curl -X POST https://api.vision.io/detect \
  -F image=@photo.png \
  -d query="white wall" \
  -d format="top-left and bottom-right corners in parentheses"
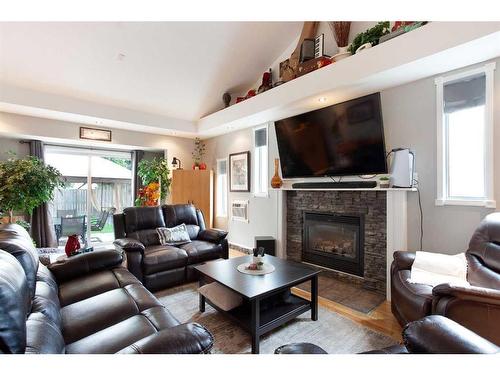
top-left (0, 137), bottom-right (29, 160)
top-left (382, 57), bottom-right (500, 254)
top-left (206, 56), bottom-right (500, 254)
top-left (205, 125), bottom-right (280, 248)
top-left (0, 112), bottom-right (194, 166)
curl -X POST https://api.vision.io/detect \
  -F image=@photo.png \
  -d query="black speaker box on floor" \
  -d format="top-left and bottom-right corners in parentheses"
top-left (255, 236), bottom-right (276, 256)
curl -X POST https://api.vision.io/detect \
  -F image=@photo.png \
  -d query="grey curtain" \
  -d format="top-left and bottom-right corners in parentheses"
top-left (29, 140), bottom-right (57, 248)
top-left (132, 150), bottom-right (144, 202)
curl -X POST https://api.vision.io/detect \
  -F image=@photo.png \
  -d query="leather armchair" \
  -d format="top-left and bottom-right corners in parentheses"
top-left (391, 212), bottom-right (500, 345)
top-left (275, 316), bottom-right (499, 354)
top-left (114, 204), bottom-right (228, 291)
top-left (367, 315), bottom-right (499, 354)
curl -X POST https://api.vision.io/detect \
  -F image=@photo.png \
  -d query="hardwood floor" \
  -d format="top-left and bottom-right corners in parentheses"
top-left (229, 248), bottom-right (402, 342)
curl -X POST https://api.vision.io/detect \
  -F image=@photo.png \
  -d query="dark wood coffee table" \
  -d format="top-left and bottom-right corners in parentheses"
top-left (194, 255), bottom-right (320, 354)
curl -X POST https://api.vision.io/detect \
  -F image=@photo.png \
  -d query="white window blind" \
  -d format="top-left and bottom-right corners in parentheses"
top-left (216, 158), bottom-right (228, 217)
top-left (253, 125), bottom-right (268, 197)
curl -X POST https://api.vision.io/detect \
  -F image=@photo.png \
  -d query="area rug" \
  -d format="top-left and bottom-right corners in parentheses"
top-left (155, 283), bottom-right (397, 354)
top-left (295, 275), bottom-right (386, 314)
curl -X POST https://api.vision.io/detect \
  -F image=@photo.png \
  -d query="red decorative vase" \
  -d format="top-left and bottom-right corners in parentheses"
top-left (65, 234), bottom-right (80, 256)
top-left (199, 163), bottom-right (207, 170)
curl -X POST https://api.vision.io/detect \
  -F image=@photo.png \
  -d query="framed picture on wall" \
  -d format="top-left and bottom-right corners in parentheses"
top-left (229, 151), bottom-right (250, 192)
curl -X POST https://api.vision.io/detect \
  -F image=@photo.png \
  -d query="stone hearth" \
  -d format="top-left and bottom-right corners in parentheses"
top-left (286, 190), bottom-right (387, 295)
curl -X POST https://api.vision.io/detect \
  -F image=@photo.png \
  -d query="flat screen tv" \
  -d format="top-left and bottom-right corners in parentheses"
top-left (275, 93), bottom-right (387, 178)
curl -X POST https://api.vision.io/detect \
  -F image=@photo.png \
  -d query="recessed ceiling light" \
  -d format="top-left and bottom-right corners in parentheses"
top-left (318, 97), bottom-right (327, 103)
top-left (117, 53), bottom-right (126, 61)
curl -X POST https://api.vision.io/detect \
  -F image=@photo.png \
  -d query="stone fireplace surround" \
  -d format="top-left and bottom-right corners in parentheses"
top-left (286, 190), bottom-right (387, 294)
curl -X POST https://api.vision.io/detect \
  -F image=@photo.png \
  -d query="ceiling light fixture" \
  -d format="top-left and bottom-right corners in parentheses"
top-left (318, 97), bottom-right (327, 103)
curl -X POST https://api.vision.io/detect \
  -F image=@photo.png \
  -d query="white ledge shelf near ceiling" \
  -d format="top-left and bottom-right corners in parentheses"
top-left (198, 22), bottom-right (500, 137)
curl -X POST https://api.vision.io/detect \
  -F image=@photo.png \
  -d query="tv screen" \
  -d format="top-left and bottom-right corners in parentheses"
top-left (275, 93), bottom-right (387, 178)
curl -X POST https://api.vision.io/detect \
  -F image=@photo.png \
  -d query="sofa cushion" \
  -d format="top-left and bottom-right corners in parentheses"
top-left (0, 224), bottom-right (40, 301)
top-left (142, 245), bottom-right (188, 275)
top-left (0, 250), bottom-right (30, 354)
top-left (25, 312), bottom-right (65, 354)
top-left (468, 212), bottom-right (500, 274)
top-left (123, 206), bottom-right (165, 234)
top-left (128, 229), bottom-right (161, 247)
top-left (32, 281), bottom-right (62, 328)
top-left (58, 268), bottom-right (141, 307)
top-left (162, 204), bottom-right (199, 227)
top-left (179, 240), bottom-right (222, 265)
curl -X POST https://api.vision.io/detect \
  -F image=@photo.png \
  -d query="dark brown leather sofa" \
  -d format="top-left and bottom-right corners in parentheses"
top-left (0, 224), bottom-right (213, 354)
top-left (275, 315), bottom-right (499, 354)
top-left (391, 212), bottom-right (500, 345)
top-left (113, 204), bottom-right (228, 291)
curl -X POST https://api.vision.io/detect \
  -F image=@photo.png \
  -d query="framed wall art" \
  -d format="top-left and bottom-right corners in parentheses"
top-left (229, 151), bottom-right (250, 192)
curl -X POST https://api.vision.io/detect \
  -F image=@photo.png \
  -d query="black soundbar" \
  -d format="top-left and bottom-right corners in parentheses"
top-left (291, 181), bottom-right (377, 189)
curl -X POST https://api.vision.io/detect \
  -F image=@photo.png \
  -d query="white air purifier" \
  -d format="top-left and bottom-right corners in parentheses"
top-left (389, 148), bottom-right (415, 188)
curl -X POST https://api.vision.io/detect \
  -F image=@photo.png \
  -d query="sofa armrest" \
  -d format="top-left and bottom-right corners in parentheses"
top-left (402, 315), bottom-right (499, 354)
top-left (48, 249), bottom-right (124, 283)
top-left (432, 283), bottom-right (500, 305)
top-left (197, 228), bottom-right (228, 244)
top-left (392, 251), bottom-right (416, 271)
top-left (113, 238), bottom-right (145, 253)
top-left (117, 323), bottom-right (214, 354)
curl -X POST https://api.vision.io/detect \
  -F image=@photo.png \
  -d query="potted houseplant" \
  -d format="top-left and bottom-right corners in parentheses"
top-left (0, 154), bottom-right (64, 224)
top-left (348, 21), bottom-right (390, 54)
top-left (136, 157), bottom-right (171, 205)
top-left (192, 137), bottom-right (207, 170)
top-left (379, 176), bottom-right (390, 188)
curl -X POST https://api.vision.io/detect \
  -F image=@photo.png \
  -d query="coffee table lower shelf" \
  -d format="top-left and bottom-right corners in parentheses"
top-left (201, 292), bottom-right (313, 354)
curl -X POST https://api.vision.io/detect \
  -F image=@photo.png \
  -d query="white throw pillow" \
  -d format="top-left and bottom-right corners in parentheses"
top-left (157, 224), bottom-right (191, 246)
top-left (198, 282), bottom-right (243, 311)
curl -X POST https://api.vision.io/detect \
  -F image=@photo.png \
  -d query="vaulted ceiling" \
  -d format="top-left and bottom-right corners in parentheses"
top-left (0, 22), bottom-right (301, 135)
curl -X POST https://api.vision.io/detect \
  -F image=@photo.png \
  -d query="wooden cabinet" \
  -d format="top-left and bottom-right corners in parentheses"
top-left (171, 169), bottom-right (213, 228)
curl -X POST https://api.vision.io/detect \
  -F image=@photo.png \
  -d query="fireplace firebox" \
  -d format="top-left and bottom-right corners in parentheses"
top-left (302, 212), bottom-right (364, 277)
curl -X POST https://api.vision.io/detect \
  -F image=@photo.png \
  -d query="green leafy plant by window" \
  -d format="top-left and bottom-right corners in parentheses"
top-left (137, 157), bottom-right (172, 199)
top-left (348, 21), bottom-right (390, 54)
top-left (0, 154), bottom-right (65, 223)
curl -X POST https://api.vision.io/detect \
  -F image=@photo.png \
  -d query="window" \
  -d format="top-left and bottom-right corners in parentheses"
top-left (216, 158), bottom-right (228, 217)
top-left (45, 146), bottom-right (133, 248)
top-left (253, 124), bottom-right (268, 197)
top-left (435, 63), bottom-right (495, 207)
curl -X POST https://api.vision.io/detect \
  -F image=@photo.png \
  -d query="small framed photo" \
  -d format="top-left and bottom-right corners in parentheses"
top-left (79, 127), bottom-right (112, 142)
top-left (229, 151), bottom-right (250, 192)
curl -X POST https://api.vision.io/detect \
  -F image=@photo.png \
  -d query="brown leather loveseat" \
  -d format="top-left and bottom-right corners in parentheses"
top-left (0, 224), bottom-right (213, 354)
top-left (391, 212), bottom-right (500, 345)
top-left (113, 204), bottom-right (228, 291)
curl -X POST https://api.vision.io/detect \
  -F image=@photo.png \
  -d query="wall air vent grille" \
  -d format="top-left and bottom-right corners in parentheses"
top-left (231, 200), bottom-right (249, 222)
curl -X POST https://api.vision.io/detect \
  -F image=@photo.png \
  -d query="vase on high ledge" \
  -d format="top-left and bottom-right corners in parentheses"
top-left (271, 158), bottom-right (283, 189)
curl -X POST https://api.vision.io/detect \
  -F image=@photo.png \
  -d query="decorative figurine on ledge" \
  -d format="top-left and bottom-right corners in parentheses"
top-left (257, 69), bottom-right (273, 94)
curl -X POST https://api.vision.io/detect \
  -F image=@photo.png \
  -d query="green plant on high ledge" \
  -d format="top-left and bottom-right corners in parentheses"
top-left (348, 21), bottom-right (390, 54)
top-left (137, 157), bottom-right (172, 199)
top-left (0, 153), bottom-right (65, 223)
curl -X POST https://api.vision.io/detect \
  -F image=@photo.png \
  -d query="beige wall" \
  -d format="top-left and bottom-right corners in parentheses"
top-left (205, 125), bottom-right (279, 248)
top-left (0, 112), bottom-right (195, 167)
top-left (205, 57), bottom-right (500, 254)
